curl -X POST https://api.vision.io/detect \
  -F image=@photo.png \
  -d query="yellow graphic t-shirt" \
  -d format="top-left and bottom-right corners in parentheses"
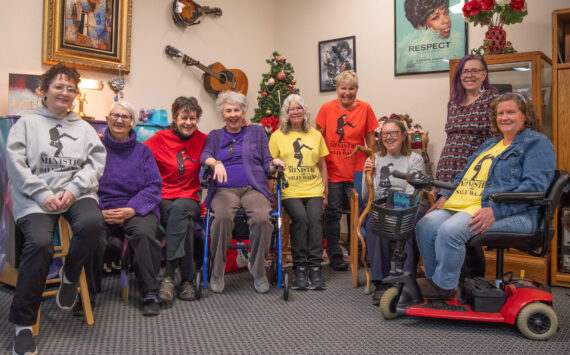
top-left (268, 128), bottom-right (329, 199)
top-left (443, 140), bottom-right (509, 215)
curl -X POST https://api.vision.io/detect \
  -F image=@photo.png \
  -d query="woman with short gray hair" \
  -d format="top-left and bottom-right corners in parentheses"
top-left (200, 91), bottom-right (285, 294)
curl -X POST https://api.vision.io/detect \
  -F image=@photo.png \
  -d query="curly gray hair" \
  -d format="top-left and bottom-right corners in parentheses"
top-left (278, 94), bottom-right (311, 133)
top-left (215, 91), bottom-right (248, 114)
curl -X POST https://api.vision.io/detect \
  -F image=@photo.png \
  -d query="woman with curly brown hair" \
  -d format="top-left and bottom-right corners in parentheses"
top-left (415, 93), bottom-right (555, 299)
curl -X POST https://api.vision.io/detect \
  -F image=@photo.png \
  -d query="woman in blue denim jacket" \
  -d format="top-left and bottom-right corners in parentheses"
top-left (415, 93), bottom-right (555, 299)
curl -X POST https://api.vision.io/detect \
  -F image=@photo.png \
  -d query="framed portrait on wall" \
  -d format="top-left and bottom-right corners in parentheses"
top-left (318, 36), bottom-right (356, 92)
top-left (394, 0), bottom-right (467, 75)
top-left (42, 0), bottom-right (132, 73)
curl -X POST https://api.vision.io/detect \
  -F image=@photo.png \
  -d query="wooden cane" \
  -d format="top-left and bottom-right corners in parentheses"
top-left (345, 145), bottom-right (374, 293)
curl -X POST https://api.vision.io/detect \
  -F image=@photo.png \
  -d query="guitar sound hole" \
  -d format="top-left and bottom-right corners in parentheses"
top-left (218, 74), bottom-right (227, 84)
top-left (220, 70), bottom-right (234, 85)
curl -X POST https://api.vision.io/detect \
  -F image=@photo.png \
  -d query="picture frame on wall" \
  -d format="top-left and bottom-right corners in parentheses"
top-left (394, 0), bottom-right (467, 75)
top-left (42, 0), bottom-right (132, 73)
top-left (318, 36), bottom-right (356, 92)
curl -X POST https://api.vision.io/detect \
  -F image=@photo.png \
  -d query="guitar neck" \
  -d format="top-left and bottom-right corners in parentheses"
top-left (184, 55), bottom-right (221, 80)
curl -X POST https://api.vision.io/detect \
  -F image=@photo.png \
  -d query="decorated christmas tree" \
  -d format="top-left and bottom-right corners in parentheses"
top-left (252, 51), bottom-right (300, 136)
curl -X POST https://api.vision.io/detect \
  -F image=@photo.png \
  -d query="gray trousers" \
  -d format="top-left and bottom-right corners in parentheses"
top-left (210, 186), bottom-right (272, 280)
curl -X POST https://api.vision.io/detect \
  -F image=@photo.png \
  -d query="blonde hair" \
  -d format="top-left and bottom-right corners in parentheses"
top-left (335, 70), bottom-right (358, 88)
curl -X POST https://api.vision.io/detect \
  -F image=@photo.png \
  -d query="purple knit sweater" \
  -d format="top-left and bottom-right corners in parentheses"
top-left (98, 128), bottom-right (162, 218)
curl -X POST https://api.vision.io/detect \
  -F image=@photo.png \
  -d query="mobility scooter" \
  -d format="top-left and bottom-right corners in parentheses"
top-left (376, 169), bottom-right (567, 340)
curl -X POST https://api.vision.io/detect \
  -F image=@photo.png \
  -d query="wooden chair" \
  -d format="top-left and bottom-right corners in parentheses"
top-left (32, 216), bottom-right (94, 335)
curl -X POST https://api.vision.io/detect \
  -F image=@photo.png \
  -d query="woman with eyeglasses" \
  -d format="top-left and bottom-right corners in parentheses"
top-left (362, 118), bottom-right (425, 305)
top-left (416, 93), bottom-right (555, 299)
top-left (145, 96), bottom-right (207, 303)
top-left (96, 101), bottom-right (163, 316)
top-left (6, 63), bottom-right (106, 355)
top-left (268, 94), bottom-right (329, 291)
top-left (433, 54), bottom-right (499, 279)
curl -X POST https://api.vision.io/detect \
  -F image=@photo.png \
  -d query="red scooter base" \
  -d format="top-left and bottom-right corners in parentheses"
top-left (380, 276), bottom-right (559, 340)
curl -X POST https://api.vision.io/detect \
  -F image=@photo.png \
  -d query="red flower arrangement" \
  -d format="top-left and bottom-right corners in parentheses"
top-left (260, 116), bottom-right (280, 134)
top-left (463, 0), bottom-right (527, 27)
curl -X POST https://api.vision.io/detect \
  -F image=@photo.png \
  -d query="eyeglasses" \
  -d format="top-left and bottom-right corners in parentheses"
top-left (381, 130), bottom-right (402, 138)
top-left (51, 84), bottom-right (78, 95)
top-left (288, 106), bottom-right (304, 113)
top-left (460, 68), bottom-right (485, 76)
top-left (109, 112), bottom-right (133, 121)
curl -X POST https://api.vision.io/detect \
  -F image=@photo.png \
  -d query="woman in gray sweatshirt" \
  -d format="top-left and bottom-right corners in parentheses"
top-left (6, 64), bottom-right (106, 355)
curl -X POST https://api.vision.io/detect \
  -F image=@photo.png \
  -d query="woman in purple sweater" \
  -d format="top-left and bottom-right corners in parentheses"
top-left (200, 91), bottom-right (285, 294)
top-left (98, 101), bottom-right (163, 316)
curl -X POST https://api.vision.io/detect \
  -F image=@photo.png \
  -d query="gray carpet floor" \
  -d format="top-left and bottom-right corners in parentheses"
top-left (1, 267), bottom-right (569, 354)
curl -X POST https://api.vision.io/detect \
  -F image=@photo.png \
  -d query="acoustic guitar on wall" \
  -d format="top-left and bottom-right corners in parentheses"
top-left (165, 45), bottom-right (248, 96)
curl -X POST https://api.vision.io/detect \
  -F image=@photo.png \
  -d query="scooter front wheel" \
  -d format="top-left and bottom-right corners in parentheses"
top-left (379, 286), bottom-right (400, 320)
top-left (516, 302), bottom-right (558, 341)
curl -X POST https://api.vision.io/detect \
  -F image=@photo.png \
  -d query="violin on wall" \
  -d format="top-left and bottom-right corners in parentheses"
top-left (172, 0), bottom-right (222, 26)
top-left (165, 45), bottom-right (248, 96)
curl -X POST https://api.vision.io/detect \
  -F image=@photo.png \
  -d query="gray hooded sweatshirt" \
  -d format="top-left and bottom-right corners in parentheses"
top-left (6, 107), bottom-right (106, 221)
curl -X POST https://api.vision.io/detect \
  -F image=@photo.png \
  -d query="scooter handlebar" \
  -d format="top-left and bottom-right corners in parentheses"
top-left (391, 169), bottom-right (456, 191)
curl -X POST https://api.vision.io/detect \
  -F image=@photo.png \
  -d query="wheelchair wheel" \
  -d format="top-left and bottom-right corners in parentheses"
top-left (516, 302), bottom-right (558, 340)
top-left (283, 272), bottom-right (290, 301)
top-left (195, 271), bottom-right (202, 300)
top-left (379, 287), bottom-right (400, 320)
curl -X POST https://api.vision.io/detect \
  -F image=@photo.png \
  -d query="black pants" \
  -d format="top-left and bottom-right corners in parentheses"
top-left (105, 213), bottom-right (161, 295)
top-left (9, 198), bottom-right (104, 326)
top-left (323, 181), bottom-right (353, 258)
top-left (160, 198), bottom-right (200, 281)
top-left (282, 197), bottom-right (324, 268)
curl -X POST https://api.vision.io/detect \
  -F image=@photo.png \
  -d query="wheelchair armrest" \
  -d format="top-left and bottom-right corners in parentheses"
top-left (489, 191), bottom-right (544, 204)
top-left (200, 165), bottom-right (212, 187)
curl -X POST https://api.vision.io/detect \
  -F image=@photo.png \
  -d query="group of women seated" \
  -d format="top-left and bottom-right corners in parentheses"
top-left (5, 58), bottom-right (557, 355)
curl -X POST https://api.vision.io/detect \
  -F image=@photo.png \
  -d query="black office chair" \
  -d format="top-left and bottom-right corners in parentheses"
top-left (467, 170), bottom-right (569, 287)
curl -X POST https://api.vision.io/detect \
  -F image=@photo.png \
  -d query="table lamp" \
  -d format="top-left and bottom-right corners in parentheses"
top-left (77, 78), bottom-right (103, 120)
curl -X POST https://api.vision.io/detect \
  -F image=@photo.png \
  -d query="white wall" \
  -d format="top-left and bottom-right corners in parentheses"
top-left (0, 0), bottom-right (567, 161)
top-left (0, 0), bottom-right (275, 133)
top-left (275, 0), bottom-right (569, 164)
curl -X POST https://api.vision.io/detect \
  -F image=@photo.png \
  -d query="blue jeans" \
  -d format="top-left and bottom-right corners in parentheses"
top-left (415, 209), bottom-right (538, 290)
top-left (323, 181), bottom-right (353, 258)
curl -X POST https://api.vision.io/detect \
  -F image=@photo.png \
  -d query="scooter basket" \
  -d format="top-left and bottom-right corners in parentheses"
top-left (370, 201), bottom-right (419, 241)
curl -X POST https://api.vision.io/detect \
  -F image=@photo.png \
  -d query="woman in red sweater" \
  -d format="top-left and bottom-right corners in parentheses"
top-left (145, 96), bottom-right (207, 303)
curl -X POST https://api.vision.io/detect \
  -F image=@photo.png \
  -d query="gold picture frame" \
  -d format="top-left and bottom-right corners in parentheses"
top-left (42, 0), bottom-right (132, 73)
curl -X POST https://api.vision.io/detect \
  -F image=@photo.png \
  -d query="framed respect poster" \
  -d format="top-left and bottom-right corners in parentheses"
top-left (394, 0), bottom-right (467, 75)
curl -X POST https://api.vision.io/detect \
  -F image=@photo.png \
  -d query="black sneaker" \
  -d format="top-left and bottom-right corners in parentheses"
top-left (291, 266), bottom-right (309, 290)
top-left (56, 267), bottom-right (78, 310)
top-left (308, 267), bottom-right (326, 290)
top-left (142, 299), bottom-right (159, 317)
top-left (13, 329), bottom-right (37, 355)
top-left (329, 255), bottom-right (348, 271)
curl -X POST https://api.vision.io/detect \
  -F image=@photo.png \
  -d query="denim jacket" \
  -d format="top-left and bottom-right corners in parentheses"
top-left (441, 128), bottom-right (556, 221)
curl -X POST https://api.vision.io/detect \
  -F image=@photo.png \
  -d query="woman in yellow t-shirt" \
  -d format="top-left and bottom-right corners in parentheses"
top-left (415, 93), bottom-right (556, 299)
top-left (269, 94), bottom-right (329, 291)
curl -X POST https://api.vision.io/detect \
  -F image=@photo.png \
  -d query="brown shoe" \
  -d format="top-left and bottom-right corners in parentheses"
top-left (417, 278), bottom-right (458, 299)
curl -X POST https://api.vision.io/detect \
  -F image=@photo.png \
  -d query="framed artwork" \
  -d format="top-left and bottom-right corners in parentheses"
top-left (394, 0), bottom-right (467, 75)
top-left (8, 74), bottom-right (43, 116)
top-left (42, 0), bottom-right (132, 73)
top-left (318, 36), bottom-right (356, 92)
